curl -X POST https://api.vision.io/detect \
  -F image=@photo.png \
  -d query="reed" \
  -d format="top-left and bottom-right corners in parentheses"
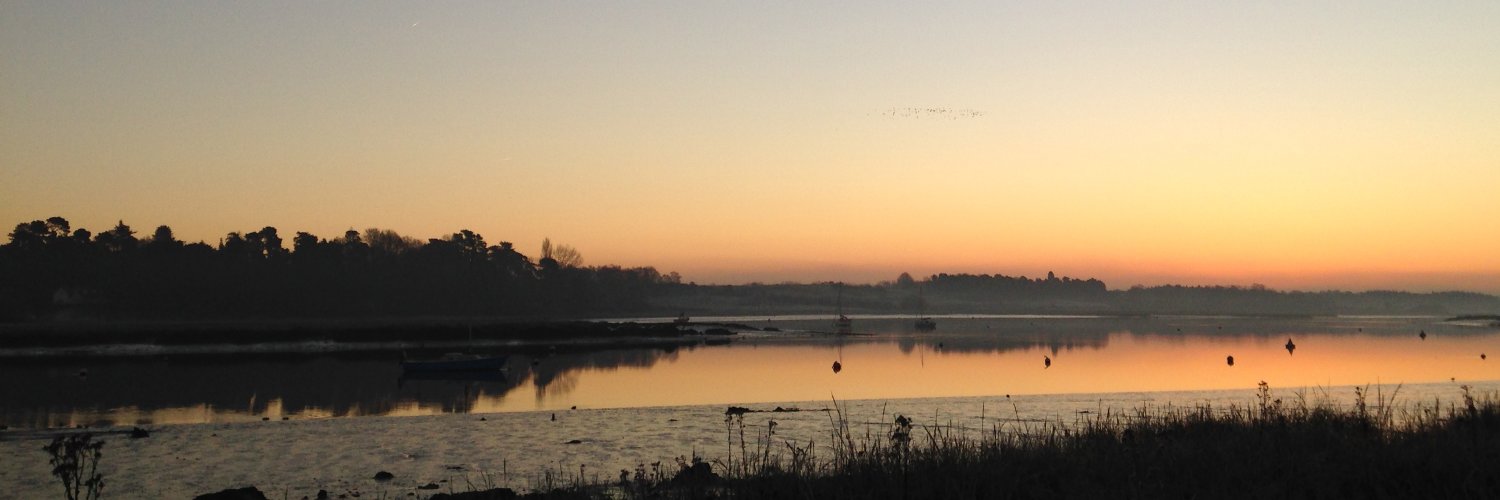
top-left (512, 384), bottom-right (1500, 499)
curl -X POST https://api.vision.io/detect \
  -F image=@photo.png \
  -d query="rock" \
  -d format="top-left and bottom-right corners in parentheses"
top-left (417, 483), bottom-right (440, 490)
top-left (671, 460), bottom-right (719, 486)
top-left (193, 486), bottom-right (269, 500)
top-left (565, 439), bottom-right (583, 444)
top-left (725, 406), bottom-right (750, 416)
top-left (315, 490), bottom-right (329, 500)
top-left (427, 488), bottom-right (518, 500)
top-left (129, 427), bottom-right (150, 438)
top-left (374, 471), bottom-right (395, 481)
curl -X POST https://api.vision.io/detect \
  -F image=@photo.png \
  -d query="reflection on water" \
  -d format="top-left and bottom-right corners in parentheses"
top-left (2, 316), bottom-right (1497, 429)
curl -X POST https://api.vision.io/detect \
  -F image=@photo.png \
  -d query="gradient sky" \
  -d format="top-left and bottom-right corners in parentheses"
top-left (3, 1), bottom-right (1498, 291)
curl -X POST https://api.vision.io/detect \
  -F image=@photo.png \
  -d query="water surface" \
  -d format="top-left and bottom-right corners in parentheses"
top-left (3, 316), bottom-right (1495, 428)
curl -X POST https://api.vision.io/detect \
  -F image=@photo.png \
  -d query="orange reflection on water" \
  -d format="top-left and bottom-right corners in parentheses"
top-left (472, 331), bottom-right (1500, 413)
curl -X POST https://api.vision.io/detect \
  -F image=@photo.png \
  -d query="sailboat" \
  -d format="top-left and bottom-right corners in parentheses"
top-left (834, 283), bottom-right (853, 334)
top-left (914, 286), bottom-right (936, 331)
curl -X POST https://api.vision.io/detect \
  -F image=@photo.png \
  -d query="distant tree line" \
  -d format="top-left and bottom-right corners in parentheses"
top-left (3, 217), bottom-right (1496, 322)
top-left (922, 271), bottom-right (1108, 296)
top-left (0, 217), bottom-right (679, 321)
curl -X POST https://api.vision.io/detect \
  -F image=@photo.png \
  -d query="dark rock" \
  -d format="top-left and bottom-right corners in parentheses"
top-left (193, 486), bottom-right (269, 500)
top-left (129, 427), bottom-right (150, 438)
top-left (763, 327), bottom-right (781, 332)
top-left (418, 483), bottom-right (440, 490)
top-left (565, 439), bottom-right (583, 444)
top-left (671, 460), bottom-right (719, 486)
top-left (725, 406), bottom-right (750, 416)
top-left (316, 490), bottom-right (329, 500)
top-left (374, 471), bottom-right (395, 481)
top-left (427, 488), bottom-right (518, 500)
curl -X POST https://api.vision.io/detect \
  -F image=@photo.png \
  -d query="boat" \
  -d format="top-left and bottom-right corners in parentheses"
top-left (400, 352), bottom-right (509, 372)
top-left (834, 283), bottom-right (853, 334)
top-left (914, 286), bottom-right (936, 331)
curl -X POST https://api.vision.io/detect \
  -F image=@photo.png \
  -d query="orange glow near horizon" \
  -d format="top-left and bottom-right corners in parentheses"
top-left (3, 2), bottom-right (1499, 293)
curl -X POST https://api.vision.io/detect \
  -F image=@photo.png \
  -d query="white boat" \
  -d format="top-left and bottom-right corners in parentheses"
top-left (400, 352), bottom-right (509, 372)
top-left (835, 283), bottom-right (853, 334)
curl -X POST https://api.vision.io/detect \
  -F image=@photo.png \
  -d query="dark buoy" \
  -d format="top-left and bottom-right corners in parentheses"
top-left (832, 361), bottom-right (842, 373)
top-left (1226, 355), bottom-right (1235, 366)
top-left (1285, 338), bottom-right (1296, 355)
top-left (1043, 356), bottom-right (1051, 369)
top-left (1420, 330), bottom-right (1427, 340)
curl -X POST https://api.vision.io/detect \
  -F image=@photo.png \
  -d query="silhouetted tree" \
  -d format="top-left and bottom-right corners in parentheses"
top-left (95, 220), bottom-right (138, 253)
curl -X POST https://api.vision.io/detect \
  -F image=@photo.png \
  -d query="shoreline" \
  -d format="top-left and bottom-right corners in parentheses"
top-left (0, 318), bottom-right (721, 355)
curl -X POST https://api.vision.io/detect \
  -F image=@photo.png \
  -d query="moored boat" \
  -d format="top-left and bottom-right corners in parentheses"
top-left (834, 283), bottom-right (853, 334)
top-left (400, 353), bottom-right (509, 372)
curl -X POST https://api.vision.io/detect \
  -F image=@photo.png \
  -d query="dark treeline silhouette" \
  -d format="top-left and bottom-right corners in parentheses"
top-left (0, 217), bottom-right (678, 322)
top-left (923, 270), bottom-right (1108, 296)
top-left (3, 216), bottom-right (1497, 323)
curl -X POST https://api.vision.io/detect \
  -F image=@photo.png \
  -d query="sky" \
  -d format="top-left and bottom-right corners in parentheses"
top-left (3, 1), bottom-right (1498, 292)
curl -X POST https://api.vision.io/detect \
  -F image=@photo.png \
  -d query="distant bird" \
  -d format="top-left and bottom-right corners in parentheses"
top-left (1044, 356), bottom-right (1051, 369)
top-left (1419, 330), bottom-right (1427, 340)
top-left (1285, 338), bottom-right (1296, 355)
top-left (832, 361), bottom-right (842, 373)
top-left (1226, 355), bottom-right (1235, 367)
top-left (1482, 353), bottom-right (1487, 360)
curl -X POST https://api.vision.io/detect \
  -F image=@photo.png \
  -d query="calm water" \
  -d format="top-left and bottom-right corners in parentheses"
top-left (3, 315), bottom-right (1496, 429)
top-left (3, 316), bottom-right (1499, 498)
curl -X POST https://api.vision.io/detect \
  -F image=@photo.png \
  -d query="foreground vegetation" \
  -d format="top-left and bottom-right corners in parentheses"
top-left (428, 385), bottom-right (1500, 500)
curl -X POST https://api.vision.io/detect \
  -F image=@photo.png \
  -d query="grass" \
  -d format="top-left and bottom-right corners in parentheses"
top-left (478, 384), bottom-right (1500, 499)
